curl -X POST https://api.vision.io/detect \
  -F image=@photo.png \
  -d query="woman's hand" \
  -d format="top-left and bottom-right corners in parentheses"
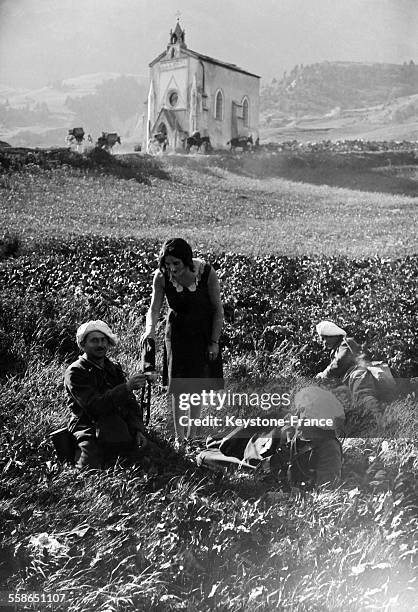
top-left (207, 342), bottom-right (219, 361)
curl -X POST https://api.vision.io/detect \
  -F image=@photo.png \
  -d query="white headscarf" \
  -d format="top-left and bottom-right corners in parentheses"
top-left (316, 320), bottom-right (346, 337)
top-left (76, 320), bottom-right (118, 349)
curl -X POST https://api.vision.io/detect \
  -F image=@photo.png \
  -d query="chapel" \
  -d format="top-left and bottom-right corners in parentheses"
top-left (143, 20), bottom-right (260, 152)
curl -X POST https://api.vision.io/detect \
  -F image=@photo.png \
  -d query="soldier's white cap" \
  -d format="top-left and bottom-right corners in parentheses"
top-left (76, 320), bottom-right (118, 348)
top-left (316, 320), bottom-right (346, 337)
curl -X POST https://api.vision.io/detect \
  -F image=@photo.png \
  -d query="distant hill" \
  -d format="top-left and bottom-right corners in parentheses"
top-left (260, 61), bottom-right (418, 142)
top-left (261, 61), bottom-right (418, 116)
top-left (0, 73), bottom-right (148, 147)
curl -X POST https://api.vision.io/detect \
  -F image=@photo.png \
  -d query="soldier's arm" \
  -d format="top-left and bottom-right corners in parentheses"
top-left (318, 342), bottom-right (357, 380)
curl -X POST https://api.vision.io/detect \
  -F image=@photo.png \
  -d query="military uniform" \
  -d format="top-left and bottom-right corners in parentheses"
top-left (64, 355), bottom-right (145, 468)
top-left (319, 337), bottom-right (381, 434)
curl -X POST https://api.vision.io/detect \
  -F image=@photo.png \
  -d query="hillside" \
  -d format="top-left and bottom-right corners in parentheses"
top-left (0, 73), bottom-right (147, 147)
top-left (260, 61), bottom-right (418, 142)
top-left (1, 146), bottom-right (417, 255)
top-left (261, 61), bottom-right (418, 116)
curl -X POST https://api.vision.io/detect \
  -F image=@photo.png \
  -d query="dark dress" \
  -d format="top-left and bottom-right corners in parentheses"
top-left (162, 263), bottom-right (224, 394)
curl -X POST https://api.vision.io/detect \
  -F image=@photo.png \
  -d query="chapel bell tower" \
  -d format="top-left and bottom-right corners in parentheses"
top-left (167, 19), bottom-right (187, 58)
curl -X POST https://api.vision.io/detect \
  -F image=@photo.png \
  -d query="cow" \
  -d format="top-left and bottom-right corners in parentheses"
top-left (184, 132), bottom-right (212, 153)
top-left (96, 132), bottom-right (121, 152)
top-left (227, 135), bottom-right (253, 152)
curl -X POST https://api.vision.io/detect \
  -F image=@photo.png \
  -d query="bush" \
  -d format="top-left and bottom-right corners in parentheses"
top-left (0, 147), bottom-right (170, 183)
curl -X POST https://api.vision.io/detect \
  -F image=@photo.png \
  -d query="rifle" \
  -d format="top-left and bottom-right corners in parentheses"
top-left (140, 337), bottom-right (156, 426)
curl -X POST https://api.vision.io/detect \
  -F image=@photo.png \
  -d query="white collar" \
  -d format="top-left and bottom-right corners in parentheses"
top-left (169, 258), bottom-right (206, 292)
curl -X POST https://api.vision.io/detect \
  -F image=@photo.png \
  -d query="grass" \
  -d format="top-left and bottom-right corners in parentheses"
top-left (1, 348), bottom-right (416, 611)
top-left (1, 151), bottom-right (417, 256)
top-left (0, 149), bottom-right (417, 611)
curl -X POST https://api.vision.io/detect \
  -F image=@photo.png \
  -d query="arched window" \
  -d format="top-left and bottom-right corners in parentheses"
top-left (215, 90), bottom-right (223, 120)
top-left (242, 97), bottom-right (249, 127)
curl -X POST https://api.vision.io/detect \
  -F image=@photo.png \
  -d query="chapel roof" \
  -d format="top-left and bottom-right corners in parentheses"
top-left (149, 47), bottom-right (260, 79)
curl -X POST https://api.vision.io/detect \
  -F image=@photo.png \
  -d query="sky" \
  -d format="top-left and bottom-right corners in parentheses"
top-left (0, 0), bottom-right (417, 89)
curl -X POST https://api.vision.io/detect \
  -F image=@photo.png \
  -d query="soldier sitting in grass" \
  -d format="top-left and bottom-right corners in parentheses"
top-left (315, 320), bottom-right (382, 433)
top-left (64, 320), bottom-right (155, 469)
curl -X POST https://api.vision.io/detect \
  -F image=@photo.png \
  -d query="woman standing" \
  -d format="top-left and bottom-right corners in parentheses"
top-left (142, 238), bottom-right (224, 444)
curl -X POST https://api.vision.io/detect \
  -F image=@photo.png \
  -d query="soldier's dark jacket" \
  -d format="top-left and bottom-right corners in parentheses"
top-left (320, 337), bottom-right (361, 381)
top-left (64, 355), bottom-right (145, 434)
top-left (319, 337), bottom-right (380, 431)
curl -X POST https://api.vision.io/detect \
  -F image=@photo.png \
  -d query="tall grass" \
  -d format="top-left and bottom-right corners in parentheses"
top-left (1, 339), bottom-right (416, 610)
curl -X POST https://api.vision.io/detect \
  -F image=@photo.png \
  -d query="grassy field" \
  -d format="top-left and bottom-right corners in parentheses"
top-left (1, 149), bottom-right (417, 256)
top-left (0, 149), bottom-right (417, 611)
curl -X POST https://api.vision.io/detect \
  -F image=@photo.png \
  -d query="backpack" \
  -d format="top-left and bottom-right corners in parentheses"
top-left (200, 426), bottom-right (280, 468)
top-left (366, 361), bottom-right (397, 402)
top-left (197, 426), bottom-right (280, 471)
top-left (49, 427), bottom-right (76, 463)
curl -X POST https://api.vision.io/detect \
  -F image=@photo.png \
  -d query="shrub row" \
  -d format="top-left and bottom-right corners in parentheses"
top-left (0, 235), bottom-right (416, 378)
top-left (0, 147), bottom-right (169, 183)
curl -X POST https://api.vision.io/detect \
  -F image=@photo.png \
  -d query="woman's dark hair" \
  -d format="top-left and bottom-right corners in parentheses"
top-left (158, 238), bottom-right (194, 272)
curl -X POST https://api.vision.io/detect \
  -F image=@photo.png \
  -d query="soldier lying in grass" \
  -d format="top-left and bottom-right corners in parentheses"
top-left (64, 320), bottom-right (157, 469)
top-left (197, 385), bottom-right (345, 488)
